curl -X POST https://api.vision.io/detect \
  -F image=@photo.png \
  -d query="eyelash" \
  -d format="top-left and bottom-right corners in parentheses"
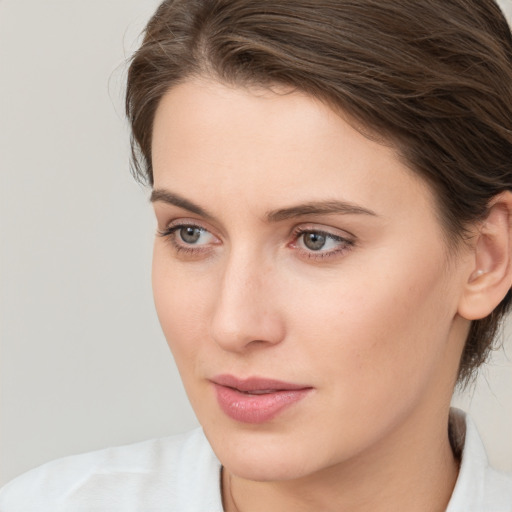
top-left (157, 223), bottom-right (354, 261)
top-left (157, 223), bottom-right (212, 256)
top-left (290, 227), bottom-right (354, 260)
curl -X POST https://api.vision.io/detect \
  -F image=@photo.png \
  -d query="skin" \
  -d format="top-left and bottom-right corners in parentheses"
top-left (150, 79), bottom-right (501, 511)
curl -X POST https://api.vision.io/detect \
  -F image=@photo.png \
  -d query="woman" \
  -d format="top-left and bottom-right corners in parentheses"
top-left (1, 0), bottom-right (512, 510)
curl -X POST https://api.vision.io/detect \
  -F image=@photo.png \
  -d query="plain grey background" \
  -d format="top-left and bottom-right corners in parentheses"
top-left (1, 0), bottom-right (512, 487)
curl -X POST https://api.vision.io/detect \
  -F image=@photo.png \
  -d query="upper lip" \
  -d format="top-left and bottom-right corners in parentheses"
top-left (211, 374), bottom-right (312, 392)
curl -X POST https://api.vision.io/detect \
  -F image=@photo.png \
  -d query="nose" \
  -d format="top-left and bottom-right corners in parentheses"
top-left (209, 251), bottom-right (286, 353)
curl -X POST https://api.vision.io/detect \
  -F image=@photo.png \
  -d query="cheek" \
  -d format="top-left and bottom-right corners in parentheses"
top-left (152, 246), bottom-right (212, 363)
top-left (285, 245), bottom-right (457, 402)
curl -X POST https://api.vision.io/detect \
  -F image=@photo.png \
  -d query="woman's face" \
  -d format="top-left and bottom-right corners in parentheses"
top-left (151, 79), bottom-right (471, 481)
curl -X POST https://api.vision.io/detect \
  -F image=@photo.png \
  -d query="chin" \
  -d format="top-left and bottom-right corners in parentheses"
top-left (223, 451), bottom-right (315, 482)
top-left (205, 424), bottom-right (331, 482)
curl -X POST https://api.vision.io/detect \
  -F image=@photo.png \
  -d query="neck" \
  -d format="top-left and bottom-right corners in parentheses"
top-left (222, 406), bottom-right (460, 512)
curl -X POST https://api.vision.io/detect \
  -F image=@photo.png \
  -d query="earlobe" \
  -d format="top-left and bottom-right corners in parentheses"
top-left (458, 191), bottom-right (512, 321)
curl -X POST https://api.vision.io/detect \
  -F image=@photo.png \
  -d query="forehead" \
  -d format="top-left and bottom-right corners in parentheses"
top-left (151, 79), bottom-right (437, 226)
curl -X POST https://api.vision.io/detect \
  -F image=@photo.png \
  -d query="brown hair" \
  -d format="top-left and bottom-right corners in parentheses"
top-left (126, 0), bottom-right (512, 387)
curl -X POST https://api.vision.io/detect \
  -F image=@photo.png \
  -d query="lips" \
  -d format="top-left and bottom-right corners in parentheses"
top-left (211, 375), bottom-right (313, 424)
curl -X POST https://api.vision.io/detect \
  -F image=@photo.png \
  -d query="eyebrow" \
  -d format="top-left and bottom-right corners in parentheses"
top-left (266, 201), bottom-right (377, 222)
top-left (150, 189), bottom-right (214, 220)
top-left (150, 188), bottom-right (377, 222)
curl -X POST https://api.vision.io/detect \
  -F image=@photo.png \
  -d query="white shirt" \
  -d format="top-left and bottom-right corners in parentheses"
top-left (0, 409), bottom-right (510, 511)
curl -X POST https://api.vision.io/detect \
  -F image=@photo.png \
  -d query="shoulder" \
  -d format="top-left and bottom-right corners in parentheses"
top-left (447, 408), bottom-right (512, 511)
top-left (0, 428), bottom-right (223, 512)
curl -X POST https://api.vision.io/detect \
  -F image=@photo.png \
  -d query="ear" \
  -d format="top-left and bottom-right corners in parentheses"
top-left (458, 191), bottom-right (512, 320)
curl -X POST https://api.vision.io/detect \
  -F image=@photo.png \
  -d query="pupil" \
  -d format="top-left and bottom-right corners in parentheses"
top-left (304, 232), bottom-right (326, 251)
top-left (180, 227), bottom-right (201, 244)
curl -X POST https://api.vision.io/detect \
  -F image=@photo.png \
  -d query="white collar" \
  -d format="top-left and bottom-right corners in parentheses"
top-left (446, 407), bottom-right (512, 510)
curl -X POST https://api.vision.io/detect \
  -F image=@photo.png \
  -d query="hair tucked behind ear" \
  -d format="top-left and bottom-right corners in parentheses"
top-left (126, 0), bottom-right (512, 387)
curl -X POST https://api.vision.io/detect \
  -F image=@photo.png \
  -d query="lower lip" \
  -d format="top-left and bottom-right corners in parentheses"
top-left (213, 384), bottom-right (312, 424)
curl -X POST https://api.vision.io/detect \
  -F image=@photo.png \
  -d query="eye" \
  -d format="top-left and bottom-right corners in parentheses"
top-left (177, 226), bottom-right (209, 245)
top-left (157, 222), bottom-right (219, 255)
top-left (301, 232), bottom-right (330, 251)
top-left (291, 227), bottom-right (354, 260)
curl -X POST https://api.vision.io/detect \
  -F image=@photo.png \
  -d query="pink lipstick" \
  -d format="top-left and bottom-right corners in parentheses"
top-left (211, 375), bottom-right (313, 424)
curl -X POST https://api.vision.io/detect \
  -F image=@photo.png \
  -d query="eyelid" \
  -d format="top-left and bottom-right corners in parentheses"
top-left (289, 223), bottom-right (355, 260)
top-left (290, 222), bottom-right (355, 240)
top-left (156, 219), bottom-right (221, 259)
top-left (158, 217), bottom-right (220, 238)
